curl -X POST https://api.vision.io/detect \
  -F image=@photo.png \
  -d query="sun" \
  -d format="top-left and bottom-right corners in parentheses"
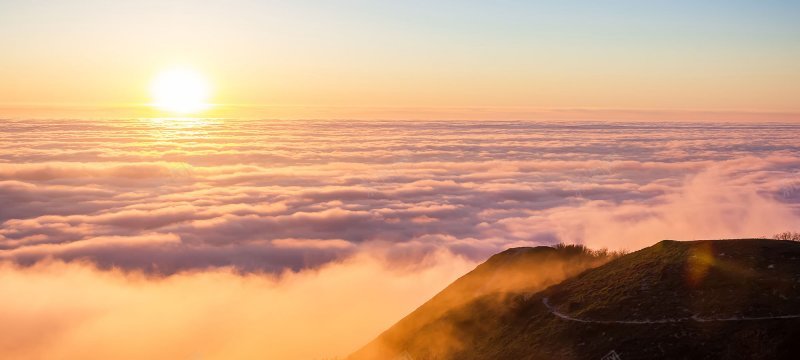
top-left (150, 67), bottom-right (212, 114)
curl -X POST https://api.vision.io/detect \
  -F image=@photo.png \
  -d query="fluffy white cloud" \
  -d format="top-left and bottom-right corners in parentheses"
top-left (1, 120), bottom-right (799, 272)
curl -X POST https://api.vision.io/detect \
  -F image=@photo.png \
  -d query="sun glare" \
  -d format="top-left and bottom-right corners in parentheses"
top-left (150, 68), bottom-right (212, 114)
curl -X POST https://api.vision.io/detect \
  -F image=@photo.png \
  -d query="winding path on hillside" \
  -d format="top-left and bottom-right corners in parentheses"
top-left (542, 297), bottom-right (800, 324)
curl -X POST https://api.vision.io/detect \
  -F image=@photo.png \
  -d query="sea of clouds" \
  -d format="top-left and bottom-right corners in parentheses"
top-left (1, 118), bottom-right (799, 358)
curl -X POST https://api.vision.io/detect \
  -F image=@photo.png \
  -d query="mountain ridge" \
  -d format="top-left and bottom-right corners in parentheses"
top-left (351, 239), bottom-right (800, 360)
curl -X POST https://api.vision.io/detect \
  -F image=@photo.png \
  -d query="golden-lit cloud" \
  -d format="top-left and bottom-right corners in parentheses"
top-left (1, 119), bottom-right (799, 273)
top-left (0, 251), bottom-right (475, 360)
top-left (1, 119), bottom-right (799, 358)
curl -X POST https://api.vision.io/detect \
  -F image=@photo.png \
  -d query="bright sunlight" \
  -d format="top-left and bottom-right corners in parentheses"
top-left (150, 67), bottom-right (212, 114)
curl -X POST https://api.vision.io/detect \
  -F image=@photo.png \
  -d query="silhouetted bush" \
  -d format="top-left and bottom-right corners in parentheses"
top-left (773, 232), bottom-right (800, 241)
top-left (553, 243), bottom-right (628, 259)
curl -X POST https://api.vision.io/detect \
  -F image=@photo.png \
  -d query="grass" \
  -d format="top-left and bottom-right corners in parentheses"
top-left (351, 239), bottom-right (800, 360)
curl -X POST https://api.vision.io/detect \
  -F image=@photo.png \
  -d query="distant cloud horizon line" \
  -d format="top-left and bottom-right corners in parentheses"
top-left (1, 104), bottom-right (799, 122)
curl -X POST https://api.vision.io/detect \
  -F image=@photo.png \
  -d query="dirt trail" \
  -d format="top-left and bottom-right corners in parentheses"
top-left (542, 297), bottom-right (800, 324)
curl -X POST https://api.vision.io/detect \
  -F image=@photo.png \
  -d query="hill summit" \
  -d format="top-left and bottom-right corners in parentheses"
top-left (351, 239), bottom-right (800, 360)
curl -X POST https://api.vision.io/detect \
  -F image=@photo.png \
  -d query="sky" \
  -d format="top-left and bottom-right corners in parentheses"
top-left (1, 0), bottom-right (799, 119)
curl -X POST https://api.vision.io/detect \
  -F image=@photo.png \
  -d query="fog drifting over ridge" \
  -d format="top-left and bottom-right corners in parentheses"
top-left (1, 119), bottom-right (800, 358)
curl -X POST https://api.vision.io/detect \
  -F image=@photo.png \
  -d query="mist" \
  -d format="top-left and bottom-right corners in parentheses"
top-left (0, 251), bottom-right (474, 359)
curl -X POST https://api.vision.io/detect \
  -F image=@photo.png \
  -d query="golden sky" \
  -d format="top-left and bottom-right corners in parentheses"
top-left (1, 1), bottom-right (799, 119)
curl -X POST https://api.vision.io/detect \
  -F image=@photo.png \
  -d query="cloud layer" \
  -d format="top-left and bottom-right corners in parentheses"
top-left (2, 119), bottom-right (798, 272)
top-left (0, 252), bottom-right (474, 359)
top-left (1, 119), bottom-right (799, 358)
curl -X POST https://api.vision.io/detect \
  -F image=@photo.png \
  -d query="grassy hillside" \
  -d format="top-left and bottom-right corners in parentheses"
top-left (351, 239), bottom-right (800, 360)
top-left (350, 245), bottom-right (620, 359)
